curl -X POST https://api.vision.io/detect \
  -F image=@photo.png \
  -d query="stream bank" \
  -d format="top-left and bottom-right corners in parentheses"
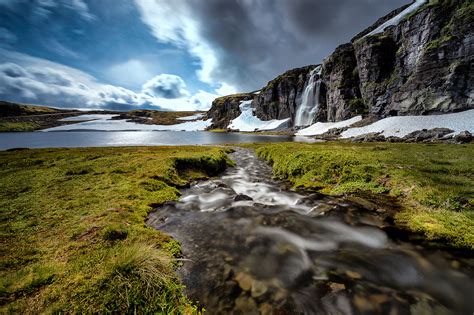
top-left (148, 148), bottom-right (474, 314)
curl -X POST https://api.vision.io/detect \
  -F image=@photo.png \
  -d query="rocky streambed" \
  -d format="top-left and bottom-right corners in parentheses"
top-left (148, 149), bottom-right (474, 314)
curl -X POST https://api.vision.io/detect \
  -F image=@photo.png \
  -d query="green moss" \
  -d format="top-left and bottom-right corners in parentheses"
top-left (425, 34), bottom-right (455, 51)
top-left (0, 146), bottom-right (230, 313)
top-left (213, 93), bottom-right (252, 107)
top-left (348, 98), bottom-right (367, 114)
top-left (252, 142), bottom-right (474, 249)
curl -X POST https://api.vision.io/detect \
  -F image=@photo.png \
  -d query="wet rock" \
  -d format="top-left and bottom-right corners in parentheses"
top-left (345, 270), bottom-right (362, 279)
top-left (251, 280), bottom-right (268, 298)
top-left (454, 130), bottom-right (473, 143)
top-left (234, 194), bottom-right (253, 201)
top-left (308, 203), bottom-right (334, 216)
top-left (328, 282), bottom-right (346, 293)
top-left (258, 303), bottom-right (273, 315)
top-left (235, 272), bottom-right (254, 292)
top-left (234, 296), bottom-right (258, 314)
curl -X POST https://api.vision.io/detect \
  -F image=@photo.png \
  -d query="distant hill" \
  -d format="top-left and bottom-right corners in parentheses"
top-left (0, 100), bottom-right (68, 117)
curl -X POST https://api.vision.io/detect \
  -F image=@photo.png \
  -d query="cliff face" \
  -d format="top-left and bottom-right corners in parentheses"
top-left (353, 0), bottom-right (473, 117)
top-left (253, 65), bottom-right (318, 122)
top-left (207, 0), bottom-right (473, 128)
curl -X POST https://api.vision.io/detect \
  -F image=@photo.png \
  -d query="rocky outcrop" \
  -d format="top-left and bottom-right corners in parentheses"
top-left (253, 65), bottom-right (318, 122)
top-left (205, 93), bottom-right (254, 129)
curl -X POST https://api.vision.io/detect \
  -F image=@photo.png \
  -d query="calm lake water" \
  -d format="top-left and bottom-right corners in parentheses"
top-left (0, 131), bottom-right (311, 150)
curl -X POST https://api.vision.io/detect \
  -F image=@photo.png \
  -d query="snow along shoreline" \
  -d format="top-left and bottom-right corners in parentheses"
top-left (296, 110), bottom-right (474, 138)
top-left (341, 110), bottom-right (474, 139)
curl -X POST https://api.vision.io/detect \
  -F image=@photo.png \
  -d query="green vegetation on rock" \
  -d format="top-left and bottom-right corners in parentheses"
top-left (252, 142), bottom-right (474, 249)
top-left (212, 93), bottom-right (252, 107)
top-left (0, 146), bottom-right (231, 313)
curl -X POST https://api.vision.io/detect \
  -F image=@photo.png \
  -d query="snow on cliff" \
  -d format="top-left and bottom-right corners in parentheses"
top-left (228, 100), bottom-right (290, 131)
top-left (365, 0), bottom-right (427, 37)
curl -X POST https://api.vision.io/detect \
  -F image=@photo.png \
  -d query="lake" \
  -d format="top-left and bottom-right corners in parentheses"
top-left (0, 114), bottom-right (316, 150)
top-left (0, 131), bottom-right (314, 150)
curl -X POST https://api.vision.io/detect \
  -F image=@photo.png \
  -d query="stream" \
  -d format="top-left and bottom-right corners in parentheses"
top-left (148, 149), bottom-right (474, 314)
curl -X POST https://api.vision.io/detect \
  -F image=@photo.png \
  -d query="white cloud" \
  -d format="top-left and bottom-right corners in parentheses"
top-left (106, 59), bottom-right (154, 89)
top-left (215, 83), bottom-right (237, 96)
top-left (142, 74), bottom-right (190, 99)
top-left (0, 50), bottom-right (218, 111)
top-left (134, 0), bottom-right (232, 93)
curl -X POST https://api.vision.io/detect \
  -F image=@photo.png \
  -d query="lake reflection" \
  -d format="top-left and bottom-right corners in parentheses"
top-left (0, 131), bottom-right (308, 150)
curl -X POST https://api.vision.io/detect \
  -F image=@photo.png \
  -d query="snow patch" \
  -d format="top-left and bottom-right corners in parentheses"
top-left (44, 114), bottom-right (212, 131)
top-left (228, 100), bottom-right (290, 132)
top-left (341, 110), bottom-right (474, 138)
top-left (365, 0), bottom-right (427, 37)
top-left (176, 113), bottom-right (205, 121)
top-left (296, 116), bottom-right (363, 136)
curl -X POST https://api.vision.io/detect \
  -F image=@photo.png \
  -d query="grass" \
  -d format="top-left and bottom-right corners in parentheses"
top-left (0, 122), bottom-right (40, 132)
top-left (0, 146), bottom-right (232, 313)
top-left (251, 142), bottom-right (474, 249)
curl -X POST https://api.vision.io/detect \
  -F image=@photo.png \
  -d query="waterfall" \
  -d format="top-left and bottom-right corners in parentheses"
top-left (294, 66), bottom-right (322, 127)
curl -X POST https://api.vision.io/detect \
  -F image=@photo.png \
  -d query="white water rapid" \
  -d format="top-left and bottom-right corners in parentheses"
top-left (294, 66), bottom-right (322, 127)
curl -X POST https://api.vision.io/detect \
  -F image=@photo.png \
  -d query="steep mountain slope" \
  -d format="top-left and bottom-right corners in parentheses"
top-left (207, 0), bottom-right (473, 129)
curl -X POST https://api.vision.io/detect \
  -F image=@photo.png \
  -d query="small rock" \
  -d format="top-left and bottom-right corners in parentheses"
top-left (259, 303), bottom-right (273, 315)
top-left (234, 194), bottom-right (253, 201)
top-left (345, 270), bottom-right (362, 279)
top-left (454, 130), bottom-right (472, 143)
top-left (234, 296), bottom-right (258, 314)
top-left (251, 280), bottom-right (268, 298)
top-left (235, 272), bottom-right (254, 292)
top-left (328, 282), bottom-right (346, 293)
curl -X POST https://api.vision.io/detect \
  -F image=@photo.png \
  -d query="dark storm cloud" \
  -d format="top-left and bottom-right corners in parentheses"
top-left (137, 0), bottom-right (409, 92)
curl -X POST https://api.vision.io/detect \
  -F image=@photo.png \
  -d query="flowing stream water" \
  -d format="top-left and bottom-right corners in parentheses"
top-left (294, 66), bottom-right (322, 127)
top-left (148, 149), bottom-right (474, 314)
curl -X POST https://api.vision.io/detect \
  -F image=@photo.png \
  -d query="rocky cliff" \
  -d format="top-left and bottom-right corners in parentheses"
top-left (352, 0), bottom-right (473, 117)
top-left (207, 0), bottom-right (473, 128)
top-left (206, 93), bottom-right (254, 129)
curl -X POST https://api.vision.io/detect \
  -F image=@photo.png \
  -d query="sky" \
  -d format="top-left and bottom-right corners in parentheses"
top-left (0, 0), bottom-right (408, 111)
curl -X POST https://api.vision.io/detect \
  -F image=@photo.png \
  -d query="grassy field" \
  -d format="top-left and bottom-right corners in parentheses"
top-left (252, 142), bottom-right (474, 249)
top-left (0, 122), bottom-right (40, 132)
top-left (0, 146), bottom-right (231, 313)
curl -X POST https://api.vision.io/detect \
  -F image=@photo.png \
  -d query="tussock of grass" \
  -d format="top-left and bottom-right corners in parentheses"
top-left (0, 146), bottom-right (230, 313)
top-left (253, 142), bottom-right (473, 249)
